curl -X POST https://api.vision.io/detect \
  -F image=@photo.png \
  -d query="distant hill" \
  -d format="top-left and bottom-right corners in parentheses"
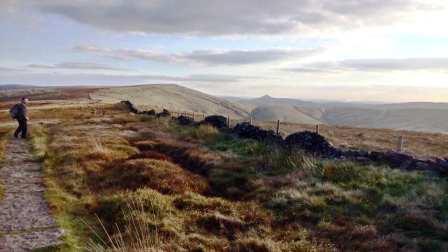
top-left (323, 107), bottom-right (448, 133)
top-left (2, 83), bottom-right (448, 133)
top-left (91, 84), bottom-right (250, 118)
top-left (234, 95), bottom-right (448, 133)
top-left (0, 84), bottom-right (37, 90)
top-left (0, 85), bottom-right (99, 102)
top-left (251, 105), bottom-right (321, 124)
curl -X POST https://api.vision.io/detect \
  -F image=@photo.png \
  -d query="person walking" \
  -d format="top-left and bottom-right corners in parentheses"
top-left (10, 97), bottom-right (29, 139)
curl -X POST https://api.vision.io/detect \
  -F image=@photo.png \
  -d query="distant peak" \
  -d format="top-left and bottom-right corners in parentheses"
top-left (260, 94), bottom-right (272, 99)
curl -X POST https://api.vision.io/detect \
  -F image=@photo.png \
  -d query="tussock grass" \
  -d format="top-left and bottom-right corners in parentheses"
top-left (176, 124), bottom-right (220, 142)
top-left (96, 158), bottom-right (209, 194)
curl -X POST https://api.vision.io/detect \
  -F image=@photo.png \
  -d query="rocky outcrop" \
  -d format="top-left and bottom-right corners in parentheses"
top-left (156, 109), bottom-right (171, 118)
top-left (177, 115), bottom-right (195, 126)
top-left (285, 131), bottom-right (339, 157)
top-left (339, 149), bottom-right (448, 176)
top-left (203, 115), bottom-right (228, 129)
top-left (232, 122), bottom-right (283, 144)
top-left (120, 100), bottom-right (139, 113)
top-left (141, 109), bottom-right (156, 116)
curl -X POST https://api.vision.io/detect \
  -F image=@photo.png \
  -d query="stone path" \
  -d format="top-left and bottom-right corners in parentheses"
top-left (0, 139), bottom-right (63, 251)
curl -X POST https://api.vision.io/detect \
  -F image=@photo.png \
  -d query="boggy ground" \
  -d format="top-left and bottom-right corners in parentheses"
top-left (13, 102), bottom-right (448, 251)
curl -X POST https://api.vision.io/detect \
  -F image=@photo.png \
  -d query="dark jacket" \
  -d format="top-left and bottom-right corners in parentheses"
top-left (15, 103), bottom-right (27, 121)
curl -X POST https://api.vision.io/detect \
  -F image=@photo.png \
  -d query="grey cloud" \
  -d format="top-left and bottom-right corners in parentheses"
top-left (20, 0), bottom-right (420, 35)
top-left (27, 62), bottom-right (128, 71)
top-left (0, 66), bottom-right (23, 72)
top-left (286, 58), bottom-right (448, 73)
top-left (185, 49), bottom-right (321, 65)
top-left (0, 72), bottom-right (250, 85)
top-left (75, 45), bottom-right (322, 65)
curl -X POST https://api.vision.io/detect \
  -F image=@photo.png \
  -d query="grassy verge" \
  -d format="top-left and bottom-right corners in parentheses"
top-left (27, 104), bottom-right (134, 251)
top-left (0, 126), bottom-right (12, 201)
top-left (30, 123), bottom-right (88, 251)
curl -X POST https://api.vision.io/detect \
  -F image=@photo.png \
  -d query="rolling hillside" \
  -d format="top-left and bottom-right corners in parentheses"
top-left (251, 105), bottom-right (321, 124)
top-left (235, 95), bottom-right (448, 133)
top-left (91, 84), bottom-right (250, 118)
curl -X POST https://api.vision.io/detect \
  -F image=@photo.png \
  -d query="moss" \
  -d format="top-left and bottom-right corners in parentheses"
top-left (208, 134), bottom-right (268, 156)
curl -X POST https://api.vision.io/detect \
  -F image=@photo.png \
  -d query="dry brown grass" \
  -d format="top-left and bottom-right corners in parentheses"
top-left (0, 127), bottom-right (12, 201)
top-left (0, 127), bottom-right (11, 161)
top-left (96, 158), bottom-right (210, 194)
top-left (16, 99), bottom-right (448, 251)
top-left (23, 102), bottom-right (326, 250)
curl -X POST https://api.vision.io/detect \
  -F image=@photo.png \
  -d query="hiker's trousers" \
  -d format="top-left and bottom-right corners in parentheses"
top-left (14, 119), bottom-right (27, 138)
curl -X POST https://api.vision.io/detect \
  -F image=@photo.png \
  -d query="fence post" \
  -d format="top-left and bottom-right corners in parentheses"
top-left (315, 124), bottom-right (320, 134)
top-left (250, 116), bottom-right (253, 125)
top-left (276, 120), bottom-right (280, 135)
top-left (398, 136), bottom-right (404, 152)
top-left (227, 115), bottom-right (230, 128)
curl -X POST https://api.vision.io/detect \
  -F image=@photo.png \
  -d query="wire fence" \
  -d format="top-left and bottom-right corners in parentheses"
top-left (132, 104), bottom-right (413, 154)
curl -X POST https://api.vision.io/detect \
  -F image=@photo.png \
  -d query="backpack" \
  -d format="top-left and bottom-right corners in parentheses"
top-left (9, 104), bottom-right (20, 119)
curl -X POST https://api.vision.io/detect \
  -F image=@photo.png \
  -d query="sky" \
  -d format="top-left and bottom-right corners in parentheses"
top-left (1, 0), bottom-right (448, 103)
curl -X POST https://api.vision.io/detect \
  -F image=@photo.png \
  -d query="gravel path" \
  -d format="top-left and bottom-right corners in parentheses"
top-left (0, 139), bottom-right (63, 251)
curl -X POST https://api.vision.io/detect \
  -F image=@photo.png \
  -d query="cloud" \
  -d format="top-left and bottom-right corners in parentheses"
top-left (27, 62), bottom-right (128, 71)
top-left (184, 49), bottom-right (321, 65)
top-left (286, 58), bottom-right (448, 73)
top-left (74, 45), bottom-right (322, 65)
top-left (15, 0), bottom-right (427, 35)
top-left (0, 66), bottom-right (23, 72)
top-left (0, 72), bottom-right (251, 85)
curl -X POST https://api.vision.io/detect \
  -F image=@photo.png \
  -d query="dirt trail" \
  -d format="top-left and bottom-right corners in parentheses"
top-left (0, 138), bottom-right (63, 251)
